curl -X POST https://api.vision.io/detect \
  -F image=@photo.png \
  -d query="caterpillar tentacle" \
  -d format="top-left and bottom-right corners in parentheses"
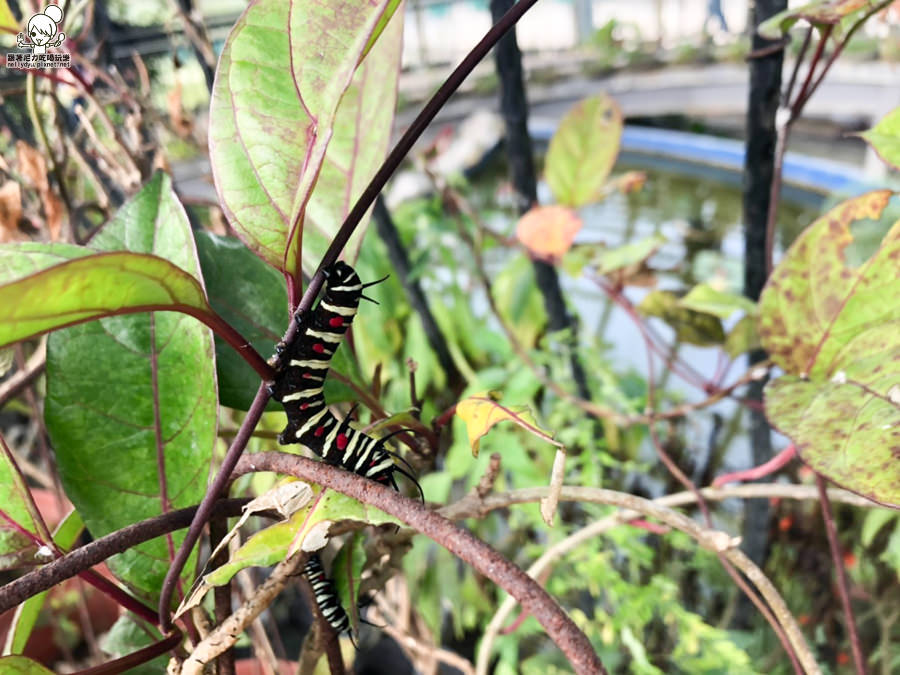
top-left (270, 261), bottom-right (422, 497)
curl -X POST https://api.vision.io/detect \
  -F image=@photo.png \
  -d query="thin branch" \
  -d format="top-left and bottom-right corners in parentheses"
top-left (0, 338), bottom-right (47, 408)
top-left (782, 27), bottom-right (812, 106)
top-left (312, 0), bottom-right (543, 296)
top-left (181, 553), bottom-right (306, 675)
top-left (73, 631), bottom-right (182, 675)
top-left (208, 515), bottom-right (235, 675)
top-left (472, 488), bottom-right (821, 675)
top-left (0, 498), bottom-right (252, 616)
top-left (231, 452), bottom-right (606, 674)
top-left (713, 444), bottom-right (796, 487)
top-left (159, 385), bottom-right (270, 630)
top-left (438, 482), bottom-right (877, 522)
top-left (817, 475), bottom-right (866, 675)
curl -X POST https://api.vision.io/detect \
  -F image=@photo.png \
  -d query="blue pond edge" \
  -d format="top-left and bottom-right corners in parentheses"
top-left (530, 121), bottom-right (874, 206)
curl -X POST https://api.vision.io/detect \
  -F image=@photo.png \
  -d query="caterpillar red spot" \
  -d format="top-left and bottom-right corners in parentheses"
top-left (313, 344), bottom-right (325, 353)
top-left (329, 317), bottom-right (343, 328)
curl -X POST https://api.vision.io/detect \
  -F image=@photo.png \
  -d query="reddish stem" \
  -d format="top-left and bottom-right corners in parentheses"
top-left (712, 444), bottom-right (796, 487)
top-left (817, 475), bottom-right (866, 675)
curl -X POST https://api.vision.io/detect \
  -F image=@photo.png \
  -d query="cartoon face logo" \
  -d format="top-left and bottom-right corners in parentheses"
top-left (17, 5), bottom-right (65, 55)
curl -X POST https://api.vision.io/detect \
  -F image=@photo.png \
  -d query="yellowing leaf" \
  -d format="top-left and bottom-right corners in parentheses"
top-left (545, 94), bottom-right (623, 207)
top-left (515, 205), bottom-right (582, 263)
top-left (0, 2), bottom-right (18, 33)
top-left (456, 392), bottom-right (560, 457)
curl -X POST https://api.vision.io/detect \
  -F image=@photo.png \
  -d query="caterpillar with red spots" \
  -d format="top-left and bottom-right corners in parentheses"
top-left (269, 261), bottom-right (422, 499)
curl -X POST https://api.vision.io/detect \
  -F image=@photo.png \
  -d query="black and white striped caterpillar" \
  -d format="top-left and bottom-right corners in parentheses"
top-left (269, 262), bottom-right (422, 498)
top-left (304, 553), bottom-right (352, 636)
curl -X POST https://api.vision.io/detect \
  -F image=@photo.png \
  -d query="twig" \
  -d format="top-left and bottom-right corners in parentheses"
top-left (0, 339), bottom-right (45, 410)
top-left (208, 515), bottom-right (235, 675)
top-left (231, 452), bottom-right (606, 674)
top-left (472, 489), bottom-right (821, 675)
top-left (0, 498), bottom-right (253, 615)
top-left (159, 385), bottom-right (270, 630)
top-left (438, 482), bottom-right (876, 522)
top-left (181, 553), bottom-right (306, 674)
top-left (72, 631), bottom-right (182, 675)
top-left (817, 475), bottom-right (866, 675)
top-left (713, 444), bottom-right (796, 487)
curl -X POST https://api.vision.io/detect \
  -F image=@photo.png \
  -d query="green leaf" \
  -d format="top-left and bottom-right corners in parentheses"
top-left (545, 94), bottom-right (623, 208)
top-left (191, 486), bottom-right (400, 595)
top-left (760, 191), bottom-right (900, 506)
top-left (592, 234), bottom-right (666, 276)
top-left (724, 315), bottom-right (761, 359)
top-left (859, 105), bottom-right (900, 171)
top-left (861, 508), bottom-right (898, 547)
top-left (0, 245), bottom-right (213, 351)
top-left (209, 0), bottom-right (401, 276)
top-left (492, 254), bottom-right (548, 347)
top-left (638, 290), bottom-right (725, 346)
top-left (678, 284), bottom-right (757, 319)
top-left (0, 435), bottom-right (48, 569)
top-left (0, 656), bottom-right (54, 674)
top-left (331, 534), bottom-right (366, 624)
top-left (45, 174), bottom-right (217, 603)
top-left (99, 615), bottom-right (165, 675)
top-left (4, 510), bottom-right (84, 656)
top-left (300, 2), bottom-right (403, 272)
top-left (195, 232), bottom-right (286, 410)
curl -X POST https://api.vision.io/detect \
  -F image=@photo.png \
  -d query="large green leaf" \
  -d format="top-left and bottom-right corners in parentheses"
top-left (760, 190), bottom-right (900, 506)
top-left (0, 244), bottom-right (213, 351)
top-left (195, 232), bottom-right (286, 410)
top-left (45, 174), bottom-right (217, 603)
top-left (0, 435), bottom-right (49, 570)
top-left (209, 0), bottom-right (402, 277)
top-left (859, 106), bottom-right (900, 172)
top-left (544, 94), bottom-right (623, 208)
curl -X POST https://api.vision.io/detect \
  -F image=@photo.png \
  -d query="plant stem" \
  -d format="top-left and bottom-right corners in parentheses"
top-left (158, 385), bottom-right (270, 630)
top-left (0, 498), bottom-right (252, 614)
top-left (817, 475), bottom-right (866, 675)
top-left (232, 452), bottom-right (606, 674)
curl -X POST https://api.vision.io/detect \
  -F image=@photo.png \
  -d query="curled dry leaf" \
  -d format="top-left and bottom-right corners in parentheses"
top-left (456, 391), bottom-right (561, 456)
top-left (515, 205), bottom-right (582, 263)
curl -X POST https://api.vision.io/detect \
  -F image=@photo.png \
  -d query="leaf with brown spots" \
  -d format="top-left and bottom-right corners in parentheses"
top-left (761, 190), bottom-right (900, 506)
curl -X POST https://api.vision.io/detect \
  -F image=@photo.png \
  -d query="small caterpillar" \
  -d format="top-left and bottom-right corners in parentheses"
top-left (304, 553), bottom-right (352, 636)
top-left (269, 262), bottom-right (422, 498)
